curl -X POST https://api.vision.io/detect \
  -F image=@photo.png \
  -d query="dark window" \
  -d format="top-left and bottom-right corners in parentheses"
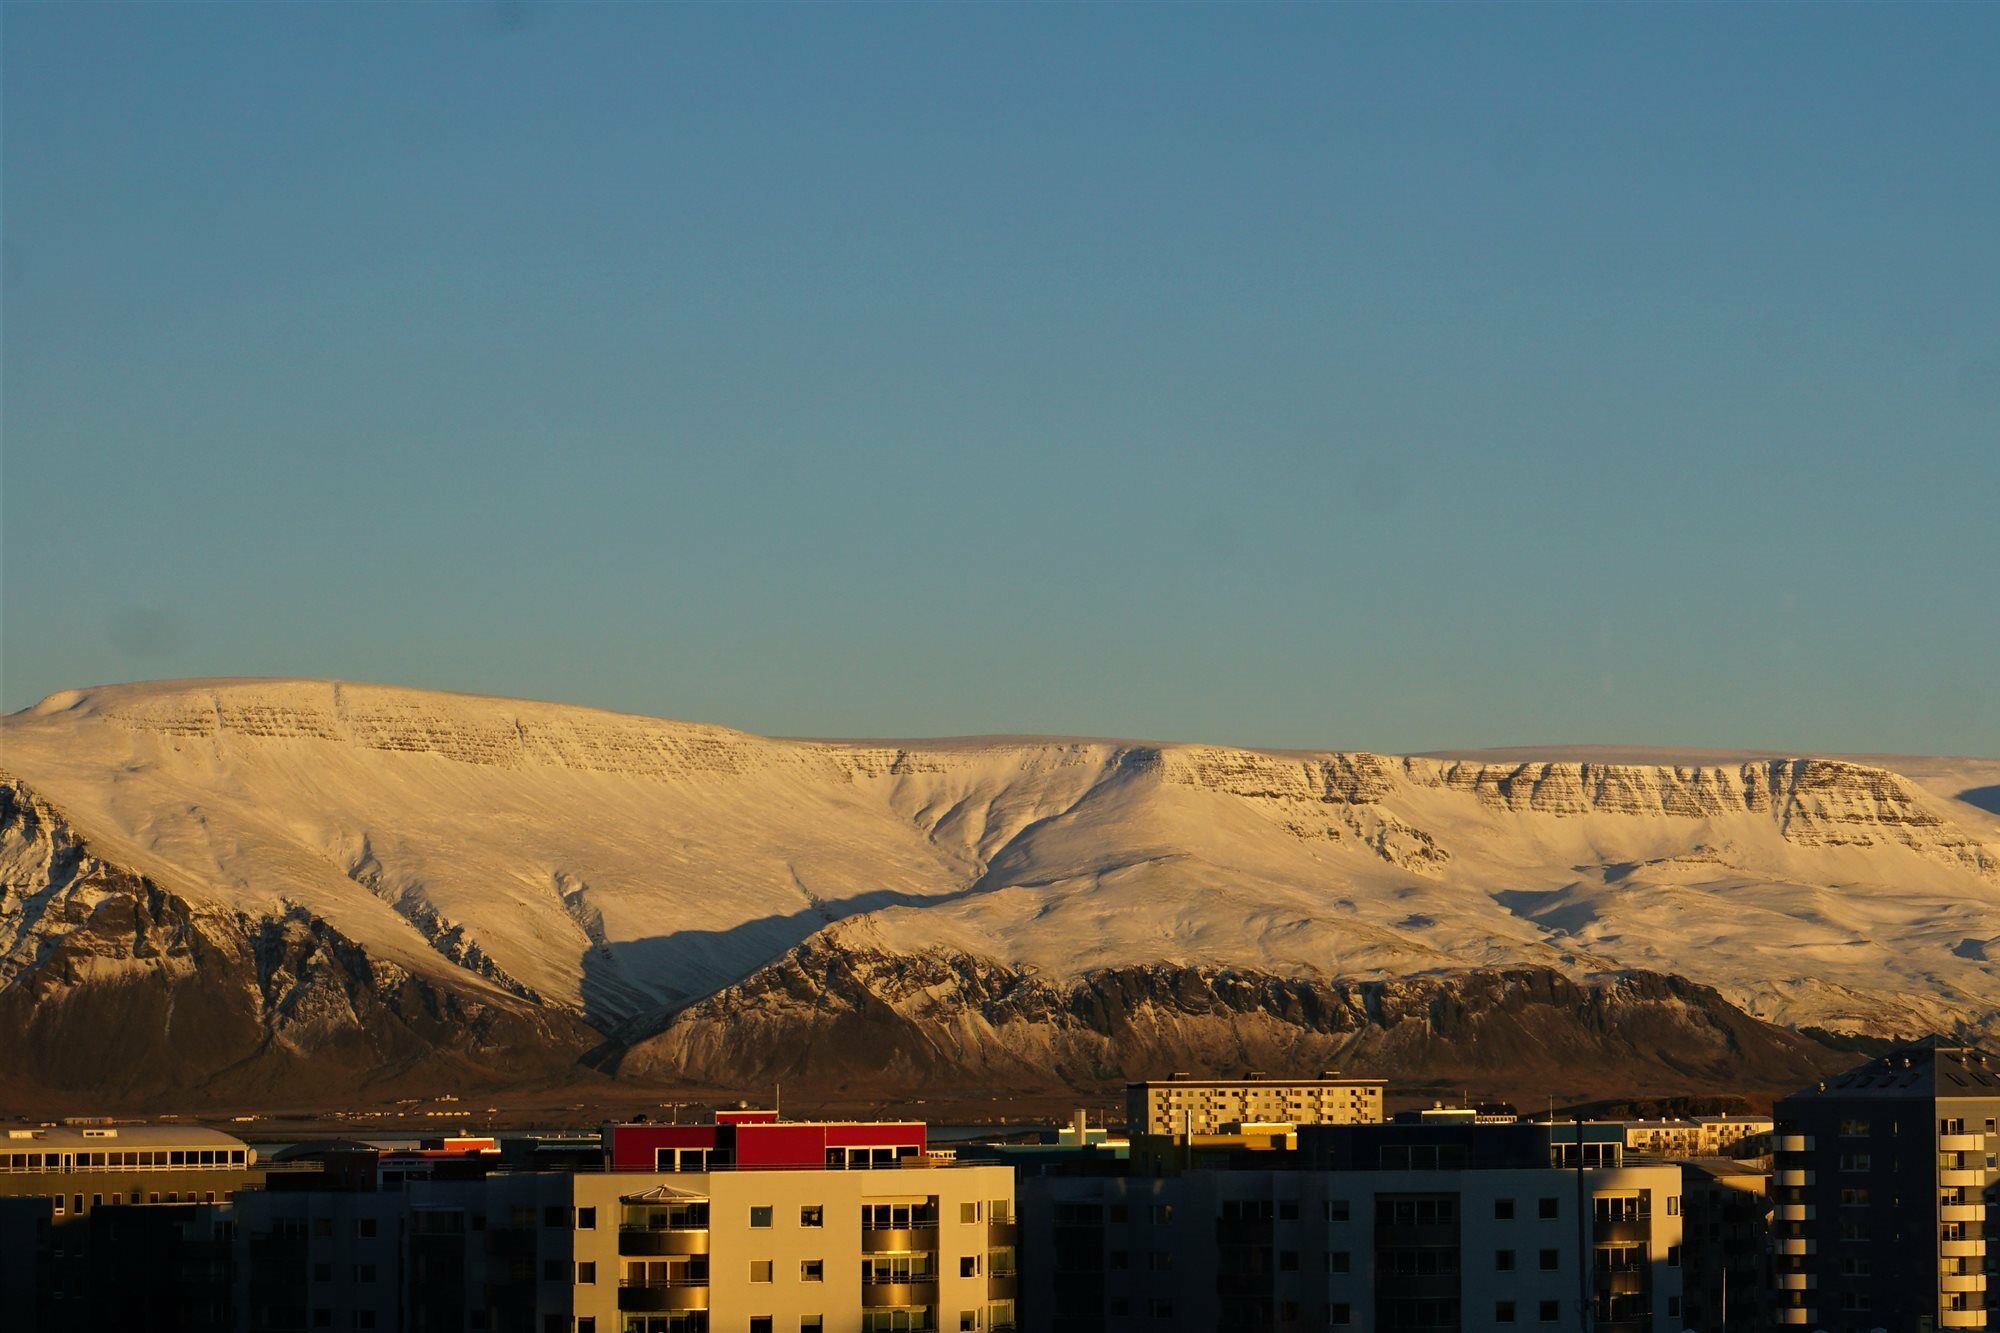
top-left (576, 1207), bottom-right (596, 1230)
top-left (1495, 1249), bottom-right (1515, 1271)
top-left (542, 1206), bottom-right (565, 1228)
top-left (1539, 1249), bottom-right (1558, 1271)
top-left (1495, 1198), bottom-right (1515, 1220)
top-left (1496, 1301), bottom-right (1516, 1323)
top-left (1538, 1197), bottom-right (1558, 1220)
top-left (1539, 1301), bottom-right (1559, 1323)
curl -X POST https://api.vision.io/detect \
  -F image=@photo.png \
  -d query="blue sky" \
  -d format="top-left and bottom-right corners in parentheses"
top-left (4, 4), bottom-right (1995, 753)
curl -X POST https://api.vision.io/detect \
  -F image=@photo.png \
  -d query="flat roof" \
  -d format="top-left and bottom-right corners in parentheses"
top-left (1128, 1078), bottom-right (1388, 1088)
top-left (2, 1125), bottom-right (250, 1150)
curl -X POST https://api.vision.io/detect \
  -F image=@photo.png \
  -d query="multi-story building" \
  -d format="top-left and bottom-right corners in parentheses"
top-left (1123, 1074), bottom-right (1386, 1136)
top-left (0, 1123), bottom-right (262, 1333)
top-left (234, 1110), bottom-right (1018, 1333)
top-left (1020, 1119), bottom-right (1684, 1333)
top-left (1622, 1118), bottom-right (1773, 1160)
top-left (1773, 1042), bottom-right (2000, 1331)
top-left (1677, 1157), bottom-right (1771, 1333)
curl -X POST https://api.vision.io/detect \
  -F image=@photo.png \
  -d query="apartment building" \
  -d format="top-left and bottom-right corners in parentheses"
top-left (1773, 1043), bottom-right (2000, 1332)
top-left (0, 1123), bottom-right (262, 1333)
top-left (1676, 1157), bottom-right (1771, 1333)
top-left (1621, 1117), bottom-right (1772, 1160)
top-left (1124, 1073), bottom-right (1386, 1136)
top-left (1020, 1119), bottom-right (1684, 1333)
top-left (234, 1111), bottom-right (1018, 1333)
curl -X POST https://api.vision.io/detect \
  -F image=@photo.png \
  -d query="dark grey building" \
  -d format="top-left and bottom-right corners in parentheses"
top-left (1772, 1043), bottom-right (2000, 1332)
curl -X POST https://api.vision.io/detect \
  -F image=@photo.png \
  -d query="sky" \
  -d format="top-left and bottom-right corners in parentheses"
top-left (3, 4), bottom-right (1995, 755)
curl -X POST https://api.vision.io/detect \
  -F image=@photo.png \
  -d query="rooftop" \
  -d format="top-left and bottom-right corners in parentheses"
top-left (2, 1125), bottom-right (251, 1150)
top-left (1785, 1044), bottom-right (2000, 1100)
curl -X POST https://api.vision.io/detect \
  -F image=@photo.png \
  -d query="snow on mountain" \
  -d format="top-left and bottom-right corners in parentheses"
top-left (4, 678), bottom-right (1997, 1104)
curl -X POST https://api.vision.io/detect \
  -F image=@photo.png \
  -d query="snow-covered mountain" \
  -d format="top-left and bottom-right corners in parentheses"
top-left (5, 678), bottom-right (1997, 1108)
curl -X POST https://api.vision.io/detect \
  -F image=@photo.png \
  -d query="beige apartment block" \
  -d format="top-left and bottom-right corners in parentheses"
top-left (1125, 1075), bottom-right (1386, 1136)
top-left (566, 1161), bottom-right (1019, 1333)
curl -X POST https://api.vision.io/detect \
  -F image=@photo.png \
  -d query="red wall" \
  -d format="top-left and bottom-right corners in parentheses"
top-left (604, 1120), bottom-right (926, 1171)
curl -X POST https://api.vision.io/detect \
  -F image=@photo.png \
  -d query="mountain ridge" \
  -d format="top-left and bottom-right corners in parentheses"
top-left (5, 677), bottom-right (1996, 1109)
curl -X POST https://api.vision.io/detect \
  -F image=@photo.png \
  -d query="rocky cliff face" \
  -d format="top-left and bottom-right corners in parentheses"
top-left (3, 679), bottom-right (1996, 1109)
top-left (617, 937), bottom-right (1851, 1104)
top-left (0, 776), bottom-right (593, 1104)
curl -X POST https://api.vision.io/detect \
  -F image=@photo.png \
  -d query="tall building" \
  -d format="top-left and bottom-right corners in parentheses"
top-left (0, 1122), bottom-right (262, 1333)
top-left (1020, 1119), bottom-right (1685, 1332)
top-left (1773, 1043), bottom-right (2000, 1331)
top-left (232, 1110), bottom-right (1018, 1333)
top-left (1676, 1157), bottom-right (1771, 1333)
top-left (1123, 1074), bottom-right (1386, 1136)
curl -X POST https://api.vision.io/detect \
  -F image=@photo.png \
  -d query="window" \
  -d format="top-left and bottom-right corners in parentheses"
top-left (1328, 1250), bottom-right (1350, 1273)
top-left (1539, 1301), bottom-right (1559, 1323)
top-left (1495, 1249), bottom-right (1515, 1271)
top-left (750, 1261), bottom-right (773, 1283)
top-left (1330, 1305), bottom-right (1352, 1326)
top-left (1839, 1118), bottom-right (1870, 1136)
top-left (315, 1314), bottom-right (332, 1329)
top-left (1539, 1249), bottom-right (1558, 1271)
top-left (1278, 1200), bottom-right (1299, 1220)
top-left (1326, 1200), bottom-right (1350, 1222)
top-left (1496, 1302), bottom-right (1516, 1324)
top-left (750, 1320), bottom-right (772, 1333)
top-left (800, 1259), bottom-right (823, 1282)
top-left (577, 1322), bottom-right (595, 1333)
top-left (1537, 1197), bottom-right (1558, 1220)
top-left (576, 1207), bottom-right (596, 1230)
top-left (961, 1202), bottom-right (981, 1223)
top-left (1666, 1296), bottom-right (1681, 1318)
top-left (801, 1205), bottom-right (823, 1227)
top-left (314, 1262), bottom-right (332, 1282)
top-left (1151, 1205), bottom-right (1173, 1223)
top-left (960, 1317), bottom-right (976, 1333)
top-left (358, 1218), bottom-right (378, 1238)
top-left (576, 1261), bottom-right (596, 1284)
top-left (1667, 1245), bottom-right (1681, 1268)
top-left (1279, 1250), bottom-right (1299, 1272)
top-left (960, 1256), bottom-right (979, 1278)
top-left (1839, 1153), bottom-right (1871, 1172)
top-left (801, 1321), bottom-right (823, 1333)
top-left (750, 1206), bottom-right (773, 1229)
top-left (1495, 1198), bottom-right (1515, 1220)
top-left (542, 1206), bottom-right (565, 1228)
top-left (543, 1259), bottom-right (564, 1281)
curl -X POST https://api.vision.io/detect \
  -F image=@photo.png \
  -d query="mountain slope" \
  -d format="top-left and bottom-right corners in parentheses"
top-left (5, 678), bottom-right (1997, 1107)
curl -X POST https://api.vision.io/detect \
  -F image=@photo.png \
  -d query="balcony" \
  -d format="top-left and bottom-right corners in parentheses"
top-left (862, 1227), bottom-right (939, 1254)
top-left (862, 1279), bottom-right (939, 1307)
top-left (1943, 1134), bottom-right (1985, 1152)
top-left (1939, 1311), bottom-right (1988, 1329)
top-left (1777, 1273), bottom-right (1816, 1291)
top-left (617, 1227), bottom-right (709, 1257)
top-left (987, 1219), bottom-right (1019, 1247)
top-left (988, 1273), bottom-right (1019, 1300)
top-left (1944, 1275), bottom-right (1990, 1294)
top-left (1778, 1238), bottom-right (1816, 1257)
top-left (1778, 1310), bottom-right (1816, 1326)
top-left (1776, 1169), bottom-right (1814, 1188)
top-left (1945, 1239), bottom-right (1988, 1258)
top-left (617, 1280), bottom-right (710, 1313)
top-left (1944, 1204), bottom-right (1987, 1223)
top-left (1776, 1204), bottom-right (1815, 1222)
top-left (1943, 1170), bottom-right (1988, 1188)
top-left (1775, 1135), bottom-right (1814, 1154)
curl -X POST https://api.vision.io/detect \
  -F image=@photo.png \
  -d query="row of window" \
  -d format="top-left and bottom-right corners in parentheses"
top-left (0, 1148), bottom-right (249, 1171)
top-left (1057, 1193), bottom-right (1669, 1227)
top-left (40, 1189), bottom-right (232, 1214)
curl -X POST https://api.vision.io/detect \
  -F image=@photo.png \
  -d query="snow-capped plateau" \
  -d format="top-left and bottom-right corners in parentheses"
top-left (4, 678), bottom-right (1996, 1107)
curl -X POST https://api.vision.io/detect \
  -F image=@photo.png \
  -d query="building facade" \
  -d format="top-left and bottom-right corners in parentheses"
top-left (1123, 1075), bottom-right (1386, 1137)
top-left (1021, 1120), bottom-right (1684, 1333)
top-left (230, 1112), bottom-right (1017, 1333)
top-left (1773, 1043), bottom-right (2000, 1331)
